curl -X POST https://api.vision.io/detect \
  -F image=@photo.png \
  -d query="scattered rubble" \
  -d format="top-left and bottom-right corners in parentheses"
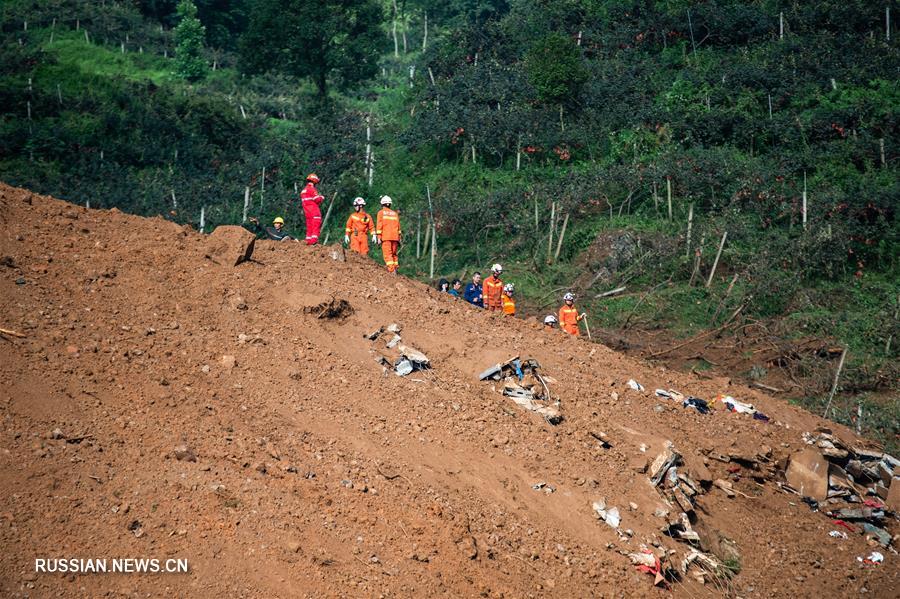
top-left (366, 324), bottom-right (430, 376)
top-left (479, 357), bottom-right (561, 424)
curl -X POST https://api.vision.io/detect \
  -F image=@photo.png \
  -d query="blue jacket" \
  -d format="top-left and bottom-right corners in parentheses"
top-left (464, 282), bottom-right (483, 307)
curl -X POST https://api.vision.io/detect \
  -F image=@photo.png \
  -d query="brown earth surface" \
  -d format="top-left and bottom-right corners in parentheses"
top-left (1, 182), bottom-right (897, 597)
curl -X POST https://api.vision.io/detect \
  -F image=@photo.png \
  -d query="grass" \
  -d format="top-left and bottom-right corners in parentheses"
top-left (41, 29), bottom-right (173, 85)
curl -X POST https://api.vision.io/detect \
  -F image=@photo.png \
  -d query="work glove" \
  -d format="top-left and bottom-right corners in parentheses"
top-left (343, 235), bottom-right (350, 245)
top-left (580, 312), bottom-right (587, 319)
top-left (372, 233), bottom-right (379, 244)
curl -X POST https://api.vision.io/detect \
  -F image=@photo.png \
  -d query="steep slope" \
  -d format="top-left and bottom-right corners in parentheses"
top-left (0, 183), bottom-right (896, 597)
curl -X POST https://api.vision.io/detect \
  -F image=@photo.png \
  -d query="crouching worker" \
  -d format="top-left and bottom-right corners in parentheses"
top-left (248, 216), bottom-right (296, 241)
top-left (543, 314), bottom-right (558, 331)
top-left (502, 283), bottom-right (516, 316)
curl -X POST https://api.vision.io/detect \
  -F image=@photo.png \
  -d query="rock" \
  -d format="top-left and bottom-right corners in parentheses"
top-left (386, 323), bottom-right (402, 333)
top-left (629, 455), bottom-right (649, 474)
top-left (49, 428), bottom-right (65, 440)
top-left (785, 448), bottom-right (829, 501)
top-left (286, 540), bottom-right (302, 553)
top-left (884, 477), bottom-right (900, 512)
top-left (22, 572), bottom-right (37, 582)
top-left (15, 277), bottom-right (25, 285)
top-left (174, 444), bottom-right (197, 462)
top-left (713, 479), bottom-right (735, 498)
top-left (201, 364), bottom-right (211, 373)
top-left (220, 355), bottom-right (237, 369)
top-left (228, 295), bottom-right (248, 310)
top-left (205, 226), bottom-right (256, 266)
top-left (458, 536), bottom-right (478, 560)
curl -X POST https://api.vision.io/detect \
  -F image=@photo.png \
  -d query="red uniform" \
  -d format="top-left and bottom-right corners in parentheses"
top-left (301, 182), bottom-right (324, 245)
top-left (376, 207), bottom-right (401, 272)
top-left (345, 210), bottom-right (374, 254)
top-left (482, 275), bottom-right (504, 311)
top-left (559, 304), bottom-right (582, 335)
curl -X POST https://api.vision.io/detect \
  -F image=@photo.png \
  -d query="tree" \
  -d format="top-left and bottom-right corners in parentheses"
top-left (174, 0), bottom-right (207, 81)
top-left (524, 32), bottom-right (587, 105)
top-left (240, 0), bottom-right (384, 98)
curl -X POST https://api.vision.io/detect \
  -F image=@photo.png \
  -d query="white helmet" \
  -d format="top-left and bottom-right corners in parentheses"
top-left (491, 263), bottom-right (503, 274)
top-left (353, 197), bottom-right (366, 207)
top-left (380, 195), bottom-right (392, 205)
top-left (544, 314), bottom-right (557, 324)
top-left (503, 283), bottom-right (514, 294)
top-left (563, 292), bottom-right (575, 302)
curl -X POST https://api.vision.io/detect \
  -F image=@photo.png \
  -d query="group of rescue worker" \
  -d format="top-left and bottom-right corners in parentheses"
top-left (248, 173), bottom-right (590, 336)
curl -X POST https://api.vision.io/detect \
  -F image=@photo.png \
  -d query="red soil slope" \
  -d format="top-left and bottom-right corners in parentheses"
top-left (0, 183), bottom-right (896, 597)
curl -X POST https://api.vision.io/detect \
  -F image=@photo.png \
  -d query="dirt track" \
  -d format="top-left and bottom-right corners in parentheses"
top-left (1, 183), bottom-right (896, 597)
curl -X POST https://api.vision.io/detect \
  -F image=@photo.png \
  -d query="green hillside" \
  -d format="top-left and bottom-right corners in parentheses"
top-left (1, 0), bottom-right (897, 448)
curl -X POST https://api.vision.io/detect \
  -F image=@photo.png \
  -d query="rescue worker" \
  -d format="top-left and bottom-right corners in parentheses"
top-left (543, 314), bottom-right (558, 331)
top-left (449, 279), bottom-right (462, 298)
top-left (482, 264), bottom-right (504, 312)
top-left (375, 195), bottom-right (401, 273)
top-left (248, 216), bottom-right (295, 241)
top-left (558, 292), bottom-right (586, 336)
top-left (464, 272), bottom-right (483, 306)
top-left (300, 173), bottom-right (324, 245)
top-left (501, 283), bottom-right (516, 316)
top-left (343, 197), bottom-right (374, 255)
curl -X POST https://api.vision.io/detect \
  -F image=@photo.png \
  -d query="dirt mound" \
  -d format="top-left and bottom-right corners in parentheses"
top-left (0, 182), bottom-right (896, 597)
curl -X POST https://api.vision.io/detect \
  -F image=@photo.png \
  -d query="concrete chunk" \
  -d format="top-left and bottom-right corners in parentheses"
top-left (785, 449), bottom-right (829, 502)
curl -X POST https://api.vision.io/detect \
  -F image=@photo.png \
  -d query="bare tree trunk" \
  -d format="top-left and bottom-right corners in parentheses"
top-left (553, 212), bottom-right (570, 261)
top-left (802, 171), bottom-right (808, 230)
top-left (666, 177), bottom-right (673, 221)
top-left (422, 11), bottom-right (428, 51)
top-left (685, 203), bottom-right (694, 258)
top-left (705, 231), bottom-right (728, 288)
top-left (242, 187), bottom-right (249, 223)
top-left (822, 347), bottom-right (847, 419)
top-left (547, 201), bottom-right (556, 263)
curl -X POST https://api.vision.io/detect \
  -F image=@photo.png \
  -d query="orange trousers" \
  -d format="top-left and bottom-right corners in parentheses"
top-left (349, 233), bottom-right (369, 255)
top-left (381, 240), bottom-right (399, 272)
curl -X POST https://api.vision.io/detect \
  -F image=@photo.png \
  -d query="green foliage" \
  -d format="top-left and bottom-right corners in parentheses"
top-left (174, 0), bottom-right (207, 80)
top-left (239, 0), bottom-right (385, 97)
top-left (524, 32), bottom-right (587, 105)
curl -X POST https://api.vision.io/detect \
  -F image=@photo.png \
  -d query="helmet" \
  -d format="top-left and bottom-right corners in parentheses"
top-left (491, 263), bottom-right (503, 274)
top-left (306, 173), bottom-right (320, 184)
top-left (273, 217), bottom-right (285, 225)
top-left (380, 195), bottom-right (392, 205)
top-left (503, 283), bottom-right (514, 294)
top-left (544, 314), bottom-right (558, 324)
top-left (353, 197), bottom-right (366, 207)
top-left (563, 292), bottom-right (575, 302)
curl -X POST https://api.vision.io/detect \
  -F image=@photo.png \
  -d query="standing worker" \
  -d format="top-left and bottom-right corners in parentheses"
top-left (344, 197), bottom-right (374, 255)
top-left (501, 283), bottom-right (516, 316)
top-left (464, 272), bottom-right (483, 307)
top-left (301, 173), bottom-right (324, 245)
top-left (482, 264), bottom-right (504, 312)
top-left (375, 195), bottom-right (402, 273)
top-left (558, 292), bottom-right (586, 336)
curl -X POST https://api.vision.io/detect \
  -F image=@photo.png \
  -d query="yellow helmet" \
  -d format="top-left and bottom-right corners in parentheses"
top-left (273, 217), bottom-right (285, 225)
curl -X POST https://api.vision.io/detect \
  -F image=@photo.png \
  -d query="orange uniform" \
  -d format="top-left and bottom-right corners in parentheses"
top-left (345, 210), bottom-right (374, 254)
top-left (559, 304), bottom-right (582, 335)
top-left (376, 207), bottom-right (401, 272)
top-left (482, 275), bottom-right (504, 311)
top-left (501, 293), bottom-right (515, 316)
